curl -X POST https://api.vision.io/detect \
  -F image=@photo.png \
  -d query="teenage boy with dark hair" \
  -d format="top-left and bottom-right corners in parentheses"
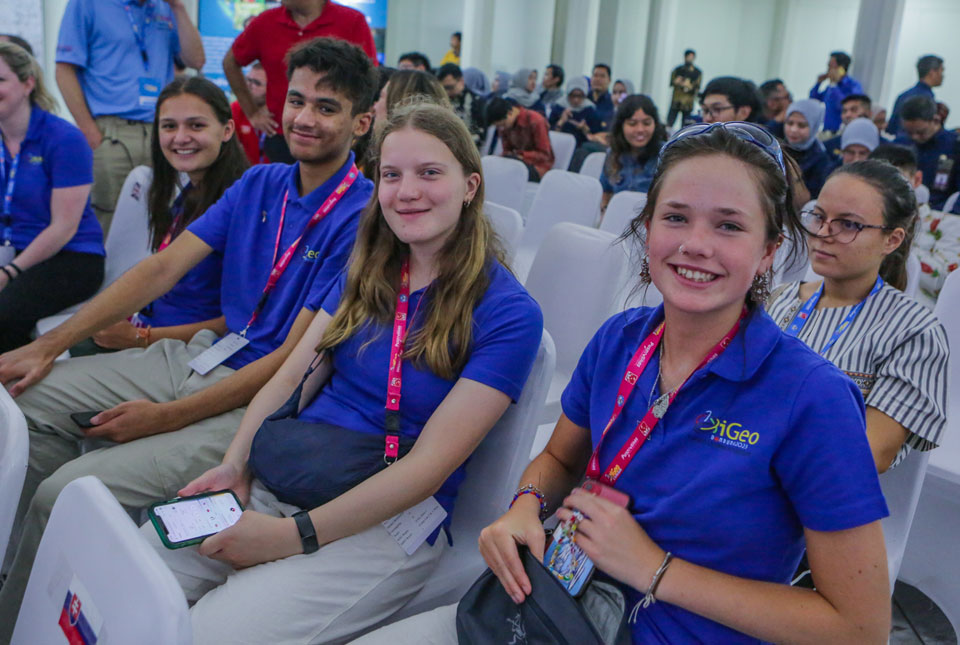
top-left (888, 54), bottom-right (945, 137)
top-left (667, 49), bottom-right (702, 128)
top-left (540, 63), bottom-right (565, 113)
top-left (809, 50), bottom-right (863, 134)
top-left (0, 38), bottom-right (378, 636)
top-left (700, 76), bottom-right (763, 124)
top-left (590, 63), bottom-right (615, 129)
top-left (437, 63), bottom-right (485, 144)
top-left (894, 95), bottom-right (960, 211)
top-left (824, 93), bottom-right (873, 160)
top-left (486, 96), bottom-right (554, 181)
top-left (398, 51), bottom-right (431, 72)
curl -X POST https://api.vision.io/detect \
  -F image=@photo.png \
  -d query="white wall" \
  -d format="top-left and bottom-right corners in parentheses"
top-left (609, 0), bottom-right (651, 91)
top-left (887, 0), bottom-right (960, 129)
top-left (489, 0), bottom-right (556, 76)
top-left (384, 0), bottom-right (463, 70)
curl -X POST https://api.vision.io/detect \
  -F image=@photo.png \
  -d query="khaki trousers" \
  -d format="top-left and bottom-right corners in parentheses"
top-left (350, 603), bottom-right (458, 645)
top-left (92, 116), bottom-right (151, 237)
top-left (0, 330), bottom-right (242, 644)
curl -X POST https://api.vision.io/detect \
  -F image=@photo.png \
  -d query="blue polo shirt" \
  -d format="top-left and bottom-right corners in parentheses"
top-left (0, 107), bottom-right (103, 255)
top-left (56, 0), bottom-right (180, 122)
top-left (895, 128), bottom-right (960, 210)
top-left (591, 90), bottom-right (615, 130)
top-left (561, 305), bottom-right (887, 644)
top-left (887, 81), bottom-right (935, 137)
top-left (599, 151), bottom-right (659, 195)
top-left (809, 75), bottom-right (864, 133)
top-left (187, 154), bottom-right (372, 369)
top-left (295, 262), bottom-right (543, 536)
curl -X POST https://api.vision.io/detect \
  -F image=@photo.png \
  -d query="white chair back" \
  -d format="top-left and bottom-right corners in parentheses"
top-left (931, 269), bottom-right (960, 477)
top-left (579, 151), bottom-right (607, 180)
top-left (599, 191), bottom-right (646, 237)
top-left (548, 131), bottom-right (577, 170)
top-left (390, 331), bottom-right (556, 620)
top-left (772, 232), bottom-right (810, 287)
top-left (12, 477), bottom-right (191, 645)
top-left (484, 202), bottom-right (524, 265)
top-left (0, 387), bottom-right (28, 565)
top-left (943, 190), bottom-right (959, 214)
top-left (102, 165), bottom-right (157, 287)
top-left (482, 156), bottom-right (529, 214)
top-left (904, 253), bottom-right (920, 299)
top-left (880, 450), bottom-right (931, 591)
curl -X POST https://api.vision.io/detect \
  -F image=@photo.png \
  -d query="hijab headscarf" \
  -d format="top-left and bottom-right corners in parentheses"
top-left (463, 67), bottom-right (490, 97)
top-left (614, 79), bottom-right (635, 99)
top-left (493, 70), bottom-right (511, 96)
top-left (504, 68), bottom-right (540, 108)
top-left (554, 76), bottom-right (595, 113)
top-left (840, 117), bottom-right (880, 152)
top-left (785, 99), bottom-right (825, 151)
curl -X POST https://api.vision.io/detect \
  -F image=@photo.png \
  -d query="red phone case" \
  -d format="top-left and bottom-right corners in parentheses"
top-left (581, 479), bottom-right (630, 507)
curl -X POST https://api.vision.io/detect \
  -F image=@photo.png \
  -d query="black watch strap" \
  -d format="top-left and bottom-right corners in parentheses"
top-left (293, 510), bottom-right (319, 554)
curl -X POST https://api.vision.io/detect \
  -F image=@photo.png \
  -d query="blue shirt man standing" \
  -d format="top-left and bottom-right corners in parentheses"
top-left (55, 0), bottom-right (205, 236)
top-left (809, 51), bottom-right (863, 134)
top-left (887, 55), bottom-right (944, 137)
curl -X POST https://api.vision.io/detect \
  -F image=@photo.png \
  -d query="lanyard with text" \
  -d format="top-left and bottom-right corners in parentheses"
top-left (123, 2), bottom-right (152, 69)
top-left (0, 137), bottom-right (19, 246)
top-left (157, 187), bottom-right (190, 252)
top-left (784, 276), bottom-right (883, 356)
top-left (585, 308), bottom-right (746, 485)
top-left (384, 257), bottom-right (424, 463)
top-left (241, 164), bottom-right (359, 336)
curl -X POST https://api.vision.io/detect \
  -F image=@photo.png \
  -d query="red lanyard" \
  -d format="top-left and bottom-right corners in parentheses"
top-left (384, 257), bottom-right (423, 463)
top-left (242, 164), bottom-right (359, 335)
top-left (585, 307), bottom-right (746, 484)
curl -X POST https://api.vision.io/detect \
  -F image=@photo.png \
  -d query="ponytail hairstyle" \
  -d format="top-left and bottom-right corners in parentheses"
top-left (316, 99), bottom-right (504, 380)
top-left (829, 160), bottom-right (917, 291)
top-left (605, 94), bottom-right (666, 184)
top-left (148, 76), bottom-right (248, 251)
top-left (0, 41), bottom-right (58, 113)
top-left (624, 127), bottom-right (804, 307)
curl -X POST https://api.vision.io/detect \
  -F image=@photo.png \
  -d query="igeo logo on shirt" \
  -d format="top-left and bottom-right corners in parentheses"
top-left (301, 245), bottom-right (321, 262)
top-left (694, 410), bottom-right (759, 451)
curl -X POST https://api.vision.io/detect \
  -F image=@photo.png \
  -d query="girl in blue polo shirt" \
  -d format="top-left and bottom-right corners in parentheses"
top-left (0, 42), bottom-right (104, 352)
top-left (359, 123), bottom-right (891, 644)
top-left (143, 102), bottom-right (543, 644)
top-left (600, 94), bottom-right (666, 211)
top-left (78, 76), bottom-right (248, 354)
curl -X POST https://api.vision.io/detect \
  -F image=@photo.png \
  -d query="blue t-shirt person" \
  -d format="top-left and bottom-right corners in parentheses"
top-left (294, 262), bottom-right (543, 537)
top-left (560, 305), bottom-right (888, 644)
top-left (549, 106), bottom-right (603, 146)
top-left (809, 75), bottom-right (863, 133)
top-left (1, 107), bottom-right (103, 256)
top-left (187, 154), bottom-right (373, 370)
top-left (56, 0), bottom-right (181, 123)
top-left (599, 152), bottom-right (659, 195)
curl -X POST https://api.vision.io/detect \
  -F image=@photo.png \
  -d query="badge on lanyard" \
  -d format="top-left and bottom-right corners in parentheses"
top-left (187, 332), bottom-right (251, 375)
top-left (934, 154), bottom-right (954, 192)
top-left (138, 77), bottom-right (162, 107)
top-left (382, 496), bottom-right (447, 555)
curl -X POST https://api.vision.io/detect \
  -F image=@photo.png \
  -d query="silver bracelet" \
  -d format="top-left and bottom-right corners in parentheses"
top-left (629, 551), bottom-right (673, 623)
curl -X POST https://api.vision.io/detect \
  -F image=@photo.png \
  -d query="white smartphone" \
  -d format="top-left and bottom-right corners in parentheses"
top-left (148, 490), bottom-right (243, 549)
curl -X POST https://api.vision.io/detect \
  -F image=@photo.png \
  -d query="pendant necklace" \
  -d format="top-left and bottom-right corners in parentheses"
top-left (649, 344), bottom-right (673, 420)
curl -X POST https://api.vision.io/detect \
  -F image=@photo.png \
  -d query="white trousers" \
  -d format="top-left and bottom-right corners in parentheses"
top-left (142, 481), bottom-right (447, 645)
top-left (349, 603), bottom-right (459, 645)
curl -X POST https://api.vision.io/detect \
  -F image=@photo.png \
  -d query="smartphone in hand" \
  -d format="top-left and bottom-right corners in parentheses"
top-left (148, 490), bottom-right (244, 549)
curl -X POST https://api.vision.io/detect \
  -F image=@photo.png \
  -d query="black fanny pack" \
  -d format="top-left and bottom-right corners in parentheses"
top-left (249, 355), bottom-right (415, 510)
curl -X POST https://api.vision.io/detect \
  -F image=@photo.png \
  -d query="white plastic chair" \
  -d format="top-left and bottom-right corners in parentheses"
top-left (0, 387), bottom-right (28, 565)
top-left (388, 331), bottom-right (556, 621)
top-left (482, 155), bottom-right (529, 214)
top-left (513, 170), bottom-right (603, 280)
top-left (11, 476), bottom-right (191, 645)
top-left (599, 191), bottom-right (647, 237)
top-left (772, 232), bottom-right (810, 287)
top-left (524, 224), bottom-right (627, 425)
top-left (579, 151), bottom-right (607, 180)
top-left (879, 450), bottom-right (931, 592)
top-left (548, 131), bottom-right (577, 170)
top-left (898, 269), bottom-right (960, 636)
top-left (484, 201), bottom-right (524, 265)
top-left (942, 190), bottom-right (959, 214)
top-left (904, 253), bottom-right (920, 299)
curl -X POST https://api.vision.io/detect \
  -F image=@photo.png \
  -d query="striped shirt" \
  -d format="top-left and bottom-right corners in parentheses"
top-left (768, 281), bottom-right (949, 469)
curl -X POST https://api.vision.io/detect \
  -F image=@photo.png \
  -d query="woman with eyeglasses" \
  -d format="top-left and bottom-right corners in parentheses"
top-left (352, 123), bottom-right (891, 644)
top-left (769, 161), bottom-right (947, 473)
top-left (783, 99), bottom-right (836, 198)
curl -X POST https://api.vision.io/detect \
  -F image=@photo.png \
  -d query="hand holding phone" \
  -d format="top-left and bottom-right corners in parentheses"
top-left (148, 490), bottom-right (243, 549)
top-left (70, 411), bottom-right (102, 429)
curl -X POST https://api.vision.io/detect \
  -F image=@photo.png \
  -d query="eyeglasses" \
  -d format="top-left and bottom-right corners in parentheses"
top-left (800, 210), bottom-right (893, 244)
top-left (661, 121), bottom-right (786, 175)
top-left (701, 104), bottom-right (735, 118)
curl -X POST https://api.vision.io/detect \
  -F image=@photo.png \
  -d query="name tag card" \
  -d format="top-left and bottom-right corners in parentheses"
top-left (188, 333), bottom-right (249, 375)
top-left (382, 496), bottom-right (447, 555)
top-left (0, 245), bottom-right (14, 266)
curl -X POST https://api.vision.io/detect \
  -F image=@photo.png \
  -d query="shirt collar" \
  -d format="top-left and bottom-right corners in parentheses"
top-left (22, 106), bottom-right (44, 145)
top-left (282, 2), bottom-right (335, 29)
top-left (285, 151), bottom-right (357, 212)
top-left (619, 304), bottom-right (780, 383)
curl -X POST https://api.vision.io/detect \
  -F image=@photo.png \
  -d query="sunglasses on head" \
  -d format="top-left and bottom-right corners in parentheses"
top-left (660, 121), bottom-right (786, 176)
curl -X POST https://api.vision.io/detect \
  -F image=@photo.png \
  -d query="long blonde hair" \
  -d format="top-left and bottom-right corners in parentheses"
top-left (0, 42), bottom-right (58, 113)
top-left (317, 101), bottom-right (504, 379)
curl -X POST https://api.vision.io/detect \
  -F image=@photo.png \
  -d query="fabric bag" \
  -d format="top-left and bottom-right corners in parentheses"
top-left (456, 547), bottom-right (631, 645)
top-left (249, 354), bottom-right (416, 510)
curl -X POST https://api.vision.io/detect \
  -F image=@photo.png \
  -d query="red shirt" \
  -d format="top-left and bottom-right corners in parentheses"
top-left (231, 3), bottom-right (377, 123)
top-left (231, 101), bottom-right (263, 165)
top-left (500, 108), bottom-right (555, 179)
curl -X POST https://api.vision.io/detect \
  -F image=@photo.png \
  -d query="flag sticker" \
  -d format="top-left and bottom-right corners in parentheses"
top-left (58, 575), bottom-right (102, 645)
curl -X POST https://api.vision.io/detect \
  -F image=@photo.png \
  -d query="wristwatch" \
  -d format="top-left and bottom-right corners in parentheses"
top-left (293, 510), bottom-right (319, 554)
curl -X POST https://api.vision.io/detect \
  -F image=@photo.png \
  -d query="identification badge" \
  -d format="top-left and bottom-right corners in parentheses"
top-left (382, 496), bottom-right (447, 555)
top-left (138, 77), bottom-right (162, 107)
top-left (187, 333), bottom-right (249, 375)
top-left (0, 244), bottom-right (14, 266)
top-left (934, 155), bottom-right (954, 192)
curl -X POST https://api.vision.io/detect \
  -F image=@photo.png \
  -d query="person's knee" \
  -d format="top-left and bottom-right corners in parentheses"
top-left (30, 472), bottom-right (71, 523)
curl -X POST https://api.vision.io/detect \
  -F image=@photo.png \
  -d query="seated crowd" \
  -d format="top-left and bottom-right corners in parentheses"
top-left (0, 3), bottom-right (955, 644)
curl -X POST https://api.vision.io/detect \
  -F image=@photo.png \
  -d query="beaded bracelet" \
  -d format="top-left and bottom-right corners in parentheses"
top-left (509, 483), bottom-right (547, 520)
top-left (629, 551), bottom-right (674, 623)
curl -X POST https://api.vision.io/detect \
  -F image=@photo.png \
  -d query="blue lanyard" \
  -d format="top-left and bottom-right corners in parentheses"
top-left (123, 2), bottom-right (152, 70)
top-left (0, 136), bottom-right (20, 246)
top-left (784, 276), bottom-right (884, 355)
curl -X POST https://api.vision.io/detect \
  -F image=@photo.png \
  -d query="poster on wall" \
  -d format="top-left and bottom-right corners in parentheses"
top-left (198, 0), bottom-right (388, 98)
top-left (0, 0), bottom-right (45, 67)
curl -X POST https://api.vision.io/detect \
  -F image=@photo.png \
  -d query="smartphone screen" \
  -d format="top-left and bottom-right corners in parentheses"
top-left (149, 490), bottom-right (243, 548)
